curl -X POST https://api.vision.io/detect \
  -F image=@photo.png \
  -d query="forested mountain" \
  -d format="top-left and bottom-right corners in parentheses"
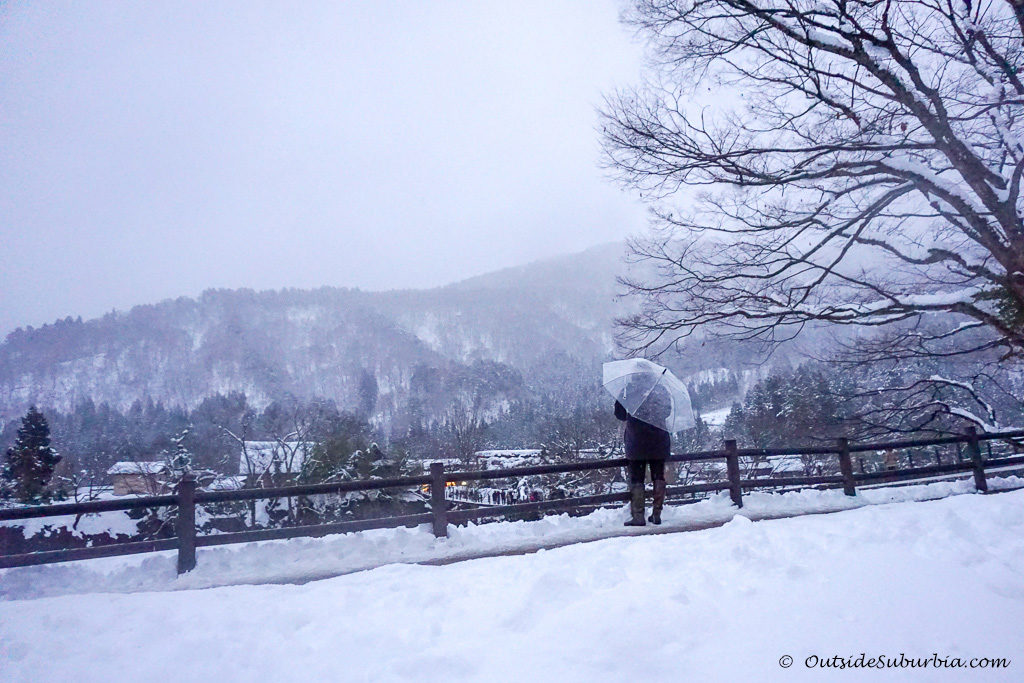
top-left (1, 242), bottom-right (788, 435)
top-left (0, 243), bottom-right (646, 429)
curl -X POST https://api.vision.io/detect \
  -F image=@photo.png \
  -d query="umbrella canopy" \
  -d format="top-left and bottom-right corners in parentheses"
top-left (602, 358), bottom-right (696, 433)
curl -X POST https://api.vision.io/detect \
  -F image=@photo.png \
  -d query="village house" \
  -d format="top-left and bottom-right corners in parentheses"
top-left (770, 455), bottom-right (810, 479)
top-left (107, 461), bottom-right (170, 496)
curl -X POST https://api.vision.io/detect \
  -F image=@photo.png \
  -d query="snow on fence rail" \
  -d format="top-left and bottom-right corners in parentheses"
top-left (2, 427), bottom-right (1023, 574)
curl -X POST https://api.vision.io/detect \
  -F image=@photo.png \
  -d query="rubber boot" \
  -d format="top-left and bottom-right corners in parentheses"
top-left (648, 479), bottom-right (666, 525)
top-left (624, 485), bottom-right (646, 526)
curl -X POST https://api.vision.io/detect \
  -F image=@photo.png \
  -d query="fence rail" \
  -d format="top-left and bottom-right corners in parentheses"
top-left (2, 427), bottom-right (1023, 573)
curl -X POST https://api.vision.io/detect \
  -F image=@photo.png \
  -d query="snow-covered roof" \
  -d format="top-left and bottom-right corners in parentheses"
top-left (475, 449), bottom-right (542, 458)
top-left (107, 461), bottom-right (167, 476)
top-left (475, 450), bottom-right (546, 470)
top-left (238, 441), bottom-right (313, 475)
top-left (699, 406), bottom-right (732, 427)
top-left (423, 457), bottom-right (464, 468)
top-left (770, 456), bottom-right (804, 474)
top-left (206, 475), bottom-right (247, 491)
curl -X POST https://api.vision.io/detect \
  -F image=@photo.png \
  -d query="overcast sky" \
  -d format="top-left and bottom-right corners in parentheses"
top-left (0, 1), bottom-right (647, 336)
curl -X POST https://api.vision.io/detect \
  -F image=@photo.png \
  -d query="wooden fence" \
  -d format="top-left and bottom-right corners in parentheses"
top-left (2, 427), bottom-right (1023, 574)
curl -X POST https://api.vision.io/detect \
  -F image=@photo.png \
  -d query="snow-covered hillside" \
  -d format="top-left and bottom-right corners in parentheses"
top-left (0, 243), bottom-right (629, 419)
top-left (0, 242), bottom-right (794, 426)
top-left (2, 482), bottom-right (1022, 681)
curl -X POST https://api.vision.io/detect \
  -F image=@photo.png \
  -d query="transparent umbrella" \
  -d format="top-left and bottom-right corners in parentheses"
top-left (602, 358), bottom-right (695, 433)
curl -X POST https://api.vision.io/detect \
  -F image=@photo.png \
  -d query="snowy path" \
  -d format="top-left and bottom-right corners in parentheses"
top-left (1, 476), bottom-right (1022, 601)
top-left (2, 487), bottom-right (1022, 682)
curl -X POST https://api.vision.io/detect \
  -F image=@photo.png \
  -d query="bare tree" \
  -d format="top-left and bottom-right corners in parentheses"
top-left (442, 401), bottom-right (486, 465)
top-left (603, 1), bottom-right (1024, 388)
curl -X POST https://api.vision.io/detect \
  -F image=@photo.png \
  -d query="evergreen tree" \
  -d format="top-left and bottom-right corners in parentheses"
top-left (164, 428), bottom-right (193, 477)
top-left (2, 406), bottom-right (61, 503)
top-left (721, 366), bottom-right (847, 447)
top-left (356, 369), bottom-right (379, 421)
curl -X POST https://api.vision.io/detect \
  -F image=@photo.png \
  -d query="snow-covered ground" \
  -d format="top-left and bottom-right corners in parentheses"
top-left (699, 405), bottom-right (733, 427)
top-left (2, 483), bottom-right (1022, 681)
top-left (1, 475), bottom-right (1021, 601)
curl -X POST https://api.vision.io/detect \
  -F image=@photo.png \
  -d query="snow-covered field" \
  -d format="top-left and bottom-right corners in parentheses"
top-left (2, 480), bottom-right (1023, 681)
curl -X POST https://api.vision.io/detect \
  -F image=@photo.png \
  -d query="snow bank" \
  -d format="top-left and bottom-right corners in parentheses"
top-left (2, 486), bottom-right (1022, 682)
top-left (2, 475), bottom-right (1020, 602)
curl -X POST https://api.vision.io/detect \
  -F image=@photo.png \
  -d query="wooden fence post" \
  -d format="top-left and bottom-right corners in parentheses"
top-left (430, 462), bottom-right (448, 538)
top-left (176, 474), bottom-right (197, 574)
top-left (724, 440), bottom-right (743, 508)
top-left (837, 438), bottom-right (856, 497)
top-left (966, 427), bottom-right (988, 493)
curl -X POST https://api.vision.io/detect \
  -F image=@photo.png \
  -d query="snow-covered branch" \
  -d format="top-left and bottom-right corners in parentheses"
top-left (604, 0), bottom-right (1024, 361)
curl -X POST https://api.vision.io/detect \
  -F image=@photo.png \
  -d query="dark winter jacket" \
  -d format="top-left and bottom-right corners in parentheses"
top-left (615, 400), bottom-right (671, 460)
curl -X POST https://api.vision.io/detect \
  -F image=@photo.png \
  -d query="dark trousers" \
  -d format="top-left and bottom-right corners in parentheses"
top-left (628, 459), bottom-right (665, 486)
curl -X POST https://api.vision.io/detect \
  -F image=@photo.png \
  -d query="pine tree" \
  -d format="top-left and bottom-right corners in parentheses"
top-left (2, 406), bottom-right (61, 503)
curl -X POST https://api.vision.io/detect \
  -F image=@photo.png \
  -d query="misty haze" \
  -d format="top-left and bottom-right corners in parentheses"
top-left (2, 2), bottom-right (1023, 681)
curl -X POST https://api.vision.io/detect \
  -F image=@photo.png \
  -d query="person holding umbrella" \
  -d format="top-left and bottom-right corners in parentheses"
top-left (603, 359), bottom-right (694, 526)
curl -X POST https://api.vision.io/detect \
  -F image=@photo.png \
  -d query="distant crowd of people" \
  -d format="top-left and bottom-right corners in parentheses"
top-left (445, 487), bottom-right (543, 506)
